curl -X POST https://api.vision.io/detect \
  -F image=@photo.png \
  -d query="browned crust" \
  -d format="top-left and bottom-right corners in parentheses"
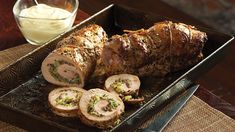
top-left (102, 21), bottom-right (207, 77)
top-left (57, 24), bottom-right (108, 58)
top-left (55, 45), bottom-right (97, 82)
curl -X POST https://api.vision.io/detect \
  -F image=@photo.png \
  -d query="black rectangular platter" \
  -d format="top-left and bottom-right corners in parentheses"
top-left (0, 4), bottom-right (234, 132)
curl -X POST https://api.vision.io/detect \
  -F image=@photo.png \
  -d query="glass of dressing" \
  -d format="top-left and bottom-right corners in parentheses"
top-left (13, 0), bottom-right (79, 45)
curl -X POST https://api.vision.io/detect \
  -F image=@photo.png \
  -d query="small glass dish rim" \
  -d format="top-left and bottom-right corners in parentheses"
top-left (13, 0), bottom-right (79, 20)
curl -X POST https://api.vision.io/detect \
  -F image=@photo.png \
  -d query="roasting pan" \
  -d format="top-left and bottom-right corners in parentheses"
top-left (0, 4), bottom-right (233, 132)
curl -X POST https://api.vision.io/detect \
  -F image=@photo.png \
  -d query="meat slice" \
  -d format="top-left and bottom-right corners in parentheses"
top-left (105, 74), bottom-right (144, 104)
top-left (102, 21), bottom-right (207, 77)
top-left (41, 45), bottom-right (96, 87)
top-left (105, 74), bottom-right (140, 96)
top-left (78, 88), bottom-right (124, 129)
top-left (42, 24), bottom-right (108, 87)
top-left (48, 87), bottom-right (86, 117)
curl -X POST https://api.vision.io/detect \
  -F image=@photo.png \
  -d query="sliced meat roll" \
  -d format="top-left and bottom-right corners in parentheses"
top-left (105, 74), bottom-right (141, 96)
top-left (78, 88), bottom-right (124, 129)
top-left (41, 45), bottom-right (96, 87)
top-left (48, 87), bottom-right (86, 117)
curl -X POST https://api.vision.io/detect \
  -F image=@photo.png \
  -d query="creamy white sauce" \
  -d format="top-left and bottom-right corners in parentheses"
top-left (19, 4), bottom-right (75, 44)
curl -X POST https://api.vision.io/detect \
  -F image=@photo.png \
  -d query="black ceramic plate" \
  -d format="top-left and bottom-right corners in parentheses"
top-left (0, 4), bottom-right (233, 132)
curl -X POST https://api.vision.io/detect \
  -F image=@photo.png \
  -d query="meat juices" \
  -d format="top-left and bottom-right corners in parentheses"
top-left (102, 21), bottom-right (207, 77)
top-left (41, 24), bottom-right (108, 87)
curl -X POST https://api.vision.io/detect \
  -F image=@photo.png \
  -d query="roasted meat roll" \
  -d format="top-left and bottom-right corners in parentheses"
top-left (102, 21), bottom-right (207, 76)
top-left (41, 45), bottom-right (96, 87)
top-left (48, 87), bottom-right (86, 117)
top-left (78, 88), bottom-right (124, 129)
top-left (57, 24), bottom-right (108, 58)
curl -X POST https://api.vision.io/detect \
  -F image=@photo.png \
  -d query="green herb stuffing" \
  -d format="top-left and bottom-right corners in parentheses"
top-left (55, 91), bottom-right (82, 107)
top-left (49, 60), bottom-right (80, 84)
top-left (123, 95), bottom-right (132, 101)
top-left (87, 95), bottom-right (103, 117)
top-left (87, 94), bottom-right (120, 117)
top-left (110, 78), bottom-right (131, 93)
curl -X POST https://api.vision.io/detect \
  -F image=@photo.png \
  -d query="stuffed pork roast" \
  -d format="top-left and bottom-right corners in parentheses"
top-left (41, 24), bottom-right (107, 87)
top-left (78, 88), bottom-right (124, 129)
top-left (102, 21), bottom-right (207, 77)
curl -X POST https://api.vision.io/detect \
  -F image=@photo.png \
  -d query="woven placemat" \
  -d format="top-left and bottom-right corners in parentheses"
top-left (139, 96), bottom-right (235, 131)
top-left (163, 96), bottom-right (235, 131)
top-left (0, 45), bottom-right (235, 131)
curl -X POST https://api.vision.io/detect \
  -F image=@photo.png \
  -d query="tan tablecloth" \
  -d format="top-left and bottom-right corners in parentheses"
top-left (0, 44), bottom-right (235, 131)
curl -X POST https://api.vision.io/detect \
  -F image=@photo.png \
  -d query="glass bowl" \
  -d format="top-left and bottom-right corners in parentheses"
top-left (13, 0), bottom-right (79, 45)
